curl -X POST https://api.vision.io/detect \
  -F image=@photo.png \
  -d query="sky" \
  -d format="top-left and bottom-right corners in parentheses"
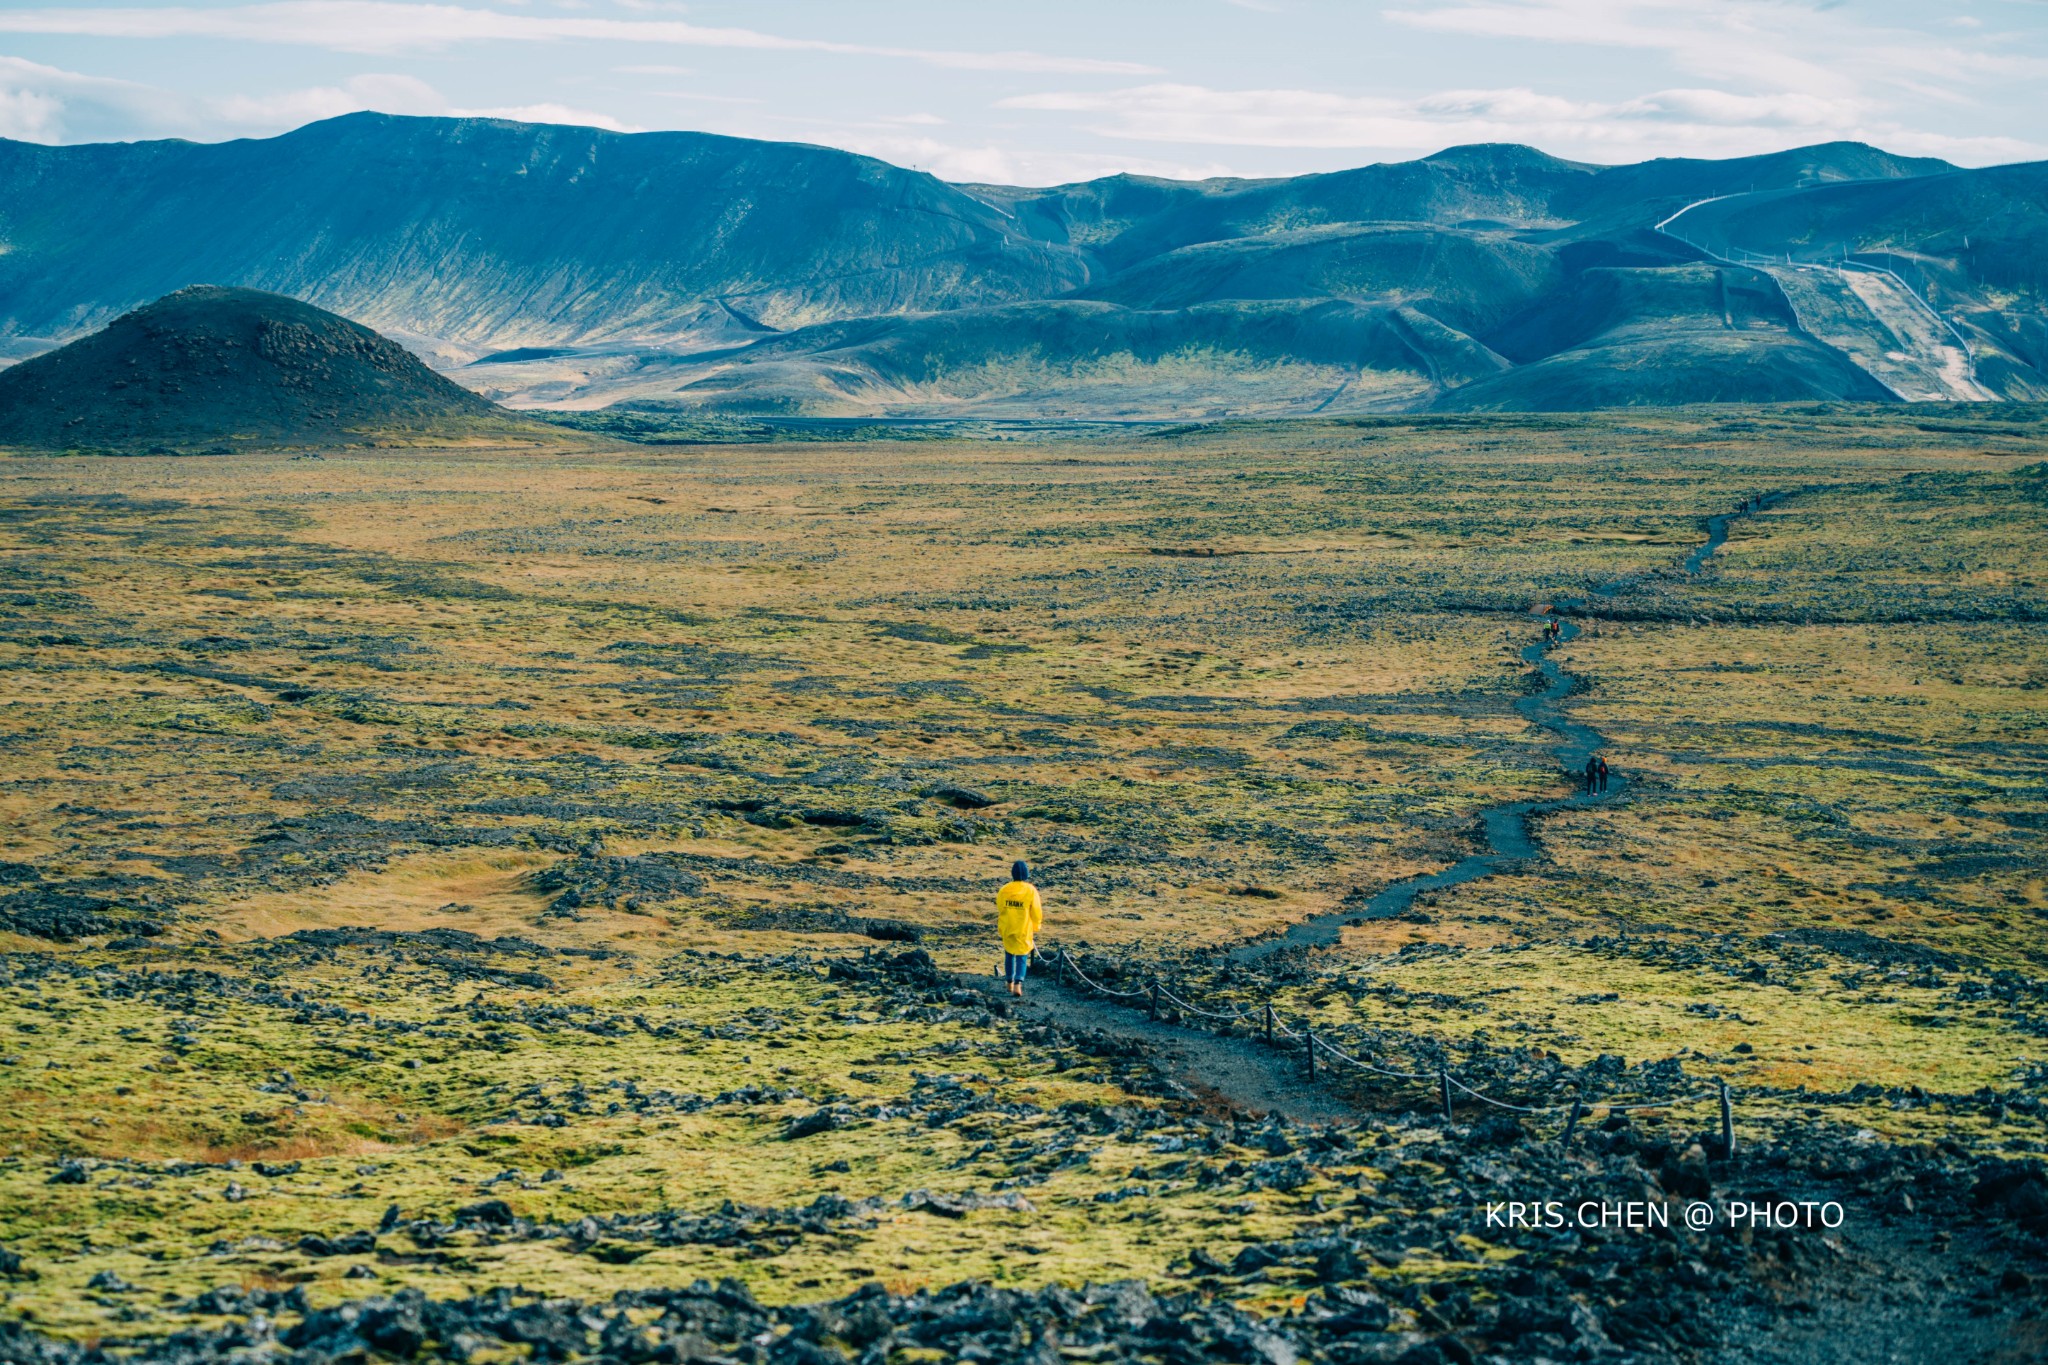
top-left (0, 1), bottom-right (2043, 184)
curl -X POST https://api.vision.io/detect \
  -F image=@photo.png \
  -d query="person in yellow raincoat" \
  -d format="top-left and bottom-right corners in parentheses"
top-left (996, 860), bottom-right (1042, 997)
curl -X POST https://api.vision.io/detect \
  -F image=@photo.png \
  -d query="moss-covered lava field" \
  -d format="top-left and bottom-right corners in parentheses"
top-left (1, 406), bottom-right (2045, 1362)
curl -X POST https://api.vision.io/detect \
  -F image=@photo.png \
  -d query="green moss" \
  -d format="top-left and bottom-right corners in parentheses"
top-left (0, 408), bottom-right (2044, 1339)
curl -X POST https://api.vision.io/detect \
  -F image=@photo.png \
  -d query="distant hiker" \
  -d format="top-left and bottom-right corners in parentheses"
top-left (1597, 757), bottom-right (1611, 793)
top-left (996, 860), bottom-right (1043, 998)
top-left (1583, 756), bottom-right (1599, 794)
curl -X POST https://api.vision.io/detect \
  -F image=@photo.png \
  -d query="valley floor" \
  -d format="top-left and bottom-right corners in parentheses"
top-left (0, 407), bottom-right (2044, 1360)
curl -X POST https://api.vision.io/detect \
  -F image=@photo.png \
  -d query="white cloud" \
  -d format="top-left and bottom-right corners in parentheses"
top-left (3, 1), bottom-right (2038, 174)
top-left (1383, 0), bottom-right (2048, 98)
top-left (0, 84), bottom-right (65, 142)
top-left (0, 58), bottom-right (640, 142)
top-left (447, 102), bottom-right (640, 130)
top-left (997, 81), bottom-right (2048, 166)
top-left (1844, 127), bottom-right (2045, 166)
top-left (811, 130), bottom-right (1235, 186)
top-left (647, 92), bottom-right (763, 106)
top-left (213, 72), bottom-right (444, 127)
top-left (0, 56), bottom-right (208, 141)
top-left (0, 3), bottom-right (1162, 73)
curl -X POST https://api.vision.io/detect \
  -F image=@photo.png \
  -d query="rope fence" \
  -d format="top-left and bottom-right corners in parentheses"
top-left (1046, 946), bottom-right (1738, 1154)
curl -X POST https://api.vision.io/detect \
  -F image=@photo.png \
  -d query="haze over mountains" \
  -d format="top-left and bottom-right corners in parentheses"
top-left (1, 113), bottom-right (2043, 417)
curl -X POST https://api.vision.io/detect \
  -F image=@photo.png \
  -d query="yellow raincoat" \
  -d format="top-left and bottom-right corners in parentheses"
top-left (996, 879), bottom-right (1043, 955)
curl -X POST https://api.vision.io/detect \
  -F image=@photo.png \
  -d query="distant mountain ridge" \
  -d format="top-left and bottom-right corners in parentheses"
top-left (0, 113), bottom-right (2041, 416)
top-left (0, 115), bottom-right (1089, 361)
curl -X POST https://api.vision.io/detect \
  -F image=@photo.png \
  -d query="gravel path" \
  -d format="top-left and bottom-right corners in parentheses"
top-left (970, 973), bottom-right (1354, 1122)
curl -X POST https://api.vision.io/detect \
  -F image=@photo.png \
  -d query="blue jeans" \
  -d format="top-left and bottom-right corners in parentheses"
top-left (1004, 952), bottom-right (1030, 983)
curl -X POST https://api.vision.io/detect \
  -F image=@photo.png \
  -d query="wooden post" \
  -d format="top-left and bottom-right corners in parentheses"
top-left (1719, 1078), bottom-right (1736, 1160)
top-left (1148, 978), bottom-right (1159, 1021)
top-left (1305, 1029), bottom-right (1317, 1081)
top-left (1262, 1002), bottom-right (1274, 1044)
top-left (1561, 1099), bottom-right (1583, 1146)
top-left (1056, 950), bottom-right (1066, 987)
top-left (1440, 1068), bottom-right (1454, 1125)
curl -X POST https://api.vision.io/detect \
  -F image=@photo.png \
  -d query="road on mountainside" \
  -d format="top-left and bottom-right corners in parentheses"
top-left (1768, 265), bottom-right (1992, 401)
top-left (1655, 195), bottom-right (1991, 402)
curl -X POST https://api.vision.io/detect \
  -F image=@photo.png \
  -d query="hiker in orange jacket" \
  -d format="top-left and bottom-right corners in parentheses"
top-left (996, 860), bottom-right (1043, 997)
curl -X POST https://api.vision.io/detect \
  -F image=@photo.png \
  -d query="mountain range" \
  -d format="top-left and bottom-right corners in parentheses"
top-left (0, 113), bottom-right (2042, 417)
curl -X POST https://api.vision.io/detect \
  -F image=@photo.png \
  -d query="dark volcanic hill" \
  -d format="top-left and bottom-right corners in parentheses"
top-left (1, 113), bottom-right (2041, 416)
top-left (0, 285), bottom-right (551, 452)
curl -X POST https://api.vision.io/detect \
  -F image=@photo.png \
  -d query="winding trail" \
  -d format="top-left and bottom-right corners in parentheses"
top-left (1684, 489), bottom-right (1789, 575)
top-left (1232, 490), bottom-right (1786, 963)
top-left (960, 488), bottom-right (2015, 1363)
top-left (1231, 616), bottom-right (1616, 962)
top-left (949, 491), bottom-right (1781, 1117)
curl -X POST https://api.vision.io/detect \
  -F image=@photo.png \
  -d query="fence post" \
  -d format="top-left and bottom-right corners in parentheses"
top-left (1305, 1029), bottom-right (1317, 1081)
top-left (1262, 1002), bottom-right (1274, 1044)
top-left (1719, 1078), bottom-right (1736, 1160)
top-left (1056, 950), bottom-right (1067, 987)
top-left (1561, 1099), bottom-right (1583, 1146)
top-left (1439, 1067), bottom-right (1454, 1125)
top-left (1148, 978), bottom-right (1159, 1021)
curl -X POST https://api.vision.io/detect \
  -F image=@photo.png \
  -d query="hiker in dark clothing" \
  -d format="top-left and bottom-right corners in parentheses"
top-left (1583, 756), bottom-right (1599, 794)
top-left (1597, 757), bottom-right (1610, 793)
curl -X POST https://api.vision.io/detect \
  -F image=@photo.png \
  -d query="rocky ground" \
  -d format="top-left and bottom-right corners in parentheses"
top-left (0, 408), bottom-right (2044, 1360)
top-left (2, 944), bottom-right (2042, 1364)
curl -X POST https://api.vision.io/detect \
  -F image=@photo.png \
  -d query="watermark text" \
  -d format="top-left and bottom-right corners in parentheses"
top-left (1483, 1199), bottom-right (1844, 1231)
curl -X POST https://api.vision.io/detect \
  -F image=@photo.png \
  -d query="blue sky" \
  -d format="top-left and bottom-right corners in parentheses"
top-left (0, 1), bottom-right (2043, 182)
